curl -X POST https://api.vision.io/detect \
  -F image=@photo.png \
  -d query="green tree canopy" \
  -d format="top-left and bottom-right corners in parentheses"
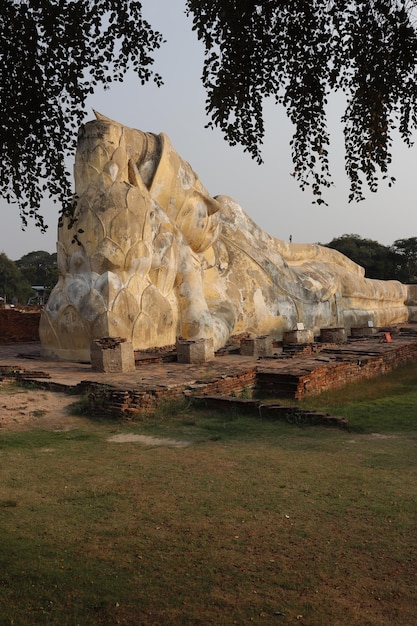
top-left (323, 233), bottom-right (397, 280)
top-left (16, 250), bottom-right (58, 291)
top-left (0, 253), bottom-right (33, 304)
top-left (323, 233), bottom-right (417, 282)
top-left (390, 237), bottom-right (417, 283)
top-left (1, 0), bottom-right (163, 229)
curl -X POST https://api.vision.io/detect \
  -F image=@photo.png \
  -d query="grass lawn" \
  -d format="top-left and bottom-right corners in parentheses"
top-left (1, 364), bottom-right (417, 625)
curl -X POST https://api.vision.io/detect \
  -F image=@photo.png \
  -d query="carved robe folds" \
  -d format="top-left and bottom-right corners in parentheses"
top-left (40, 114), bottom-right (409, 361)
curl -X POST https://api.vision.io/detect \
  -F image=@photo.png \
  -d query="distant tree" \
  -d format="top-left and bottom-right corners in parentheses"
top-left (0, 253), bottom-right (33, 304)
top-left (1, 0), bottom-right (163, 229)
top-left (323, 234), bottom-right (396, 280)
top-left (390, 237), bottom-right (417, 283)
top-left (16, 250), bottom-right (58, 292)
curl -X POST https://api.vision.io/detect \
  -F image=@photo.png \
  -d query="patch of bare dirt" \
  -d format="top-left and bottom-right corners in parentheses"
top-left (0, 386), bottom-right (87, 431)
top-left (0, 387), bottom-right (193, 446)
top-left (107, 433), bottom-right (191, 447)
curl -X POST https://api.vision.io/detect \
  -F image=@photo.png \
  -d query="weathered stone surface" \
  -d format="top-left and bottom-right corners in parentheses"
top-left (40, 113), bottom-right (411, 361)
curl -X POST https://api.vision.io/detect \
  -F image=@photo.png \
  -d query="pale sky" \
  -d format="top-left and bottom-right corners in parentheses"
top-left (1, 0), bottom-right (417, 260)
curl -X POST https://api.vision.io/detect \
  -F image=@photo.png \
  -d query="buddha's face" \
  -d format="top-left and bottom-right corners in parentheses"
top-left (75, 120), bottom-right (222, 259)
top-left (125, 134), bottom-right (222, 254)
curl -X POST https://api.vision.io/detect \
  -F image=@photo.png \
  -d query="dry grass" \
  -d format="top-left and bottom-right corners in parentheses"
top-left (1, 401), bottom-right (416, 625)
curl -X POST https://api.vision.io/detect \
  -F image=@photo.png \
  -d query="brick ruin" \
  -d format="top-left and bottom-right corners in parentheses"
top-left (0, 308), bottom-right (40, 343)
top-left (83, 332), bottom-right (417, 420)
top-left (2, 308), bottom-right (417, 425)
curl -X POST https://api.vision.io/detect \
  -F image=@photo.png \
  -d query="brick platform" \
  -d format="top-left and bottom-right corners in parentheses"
top-left (1, 325), bottom-right (417, 419)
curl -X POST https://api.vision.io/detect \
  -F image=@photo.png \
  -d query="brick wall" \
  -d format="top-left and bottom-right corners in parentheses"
top-left (85, 343), bottom-right (417, 418)
top-left (86, 368), bottom-right (257, 418)
top-left (0, 309), bottom-right (40, 343)
top-left (293, 342), bottom-right (417, 399)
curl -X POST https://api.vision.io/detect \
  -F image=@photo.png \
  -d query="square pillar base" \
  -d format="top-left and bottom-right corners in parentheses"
top-left (91, 338), bottom-right (136, 373)
top-left (320, 327), bottom-right (347, 344)
top-left (176, 338), bottom-right (214, 364)
top-left (350, 326), bottom-right (377, 337)
top-left (240, 336), bottom-right (273, 357)
top-left (283, 329), bottom-right (314, 345)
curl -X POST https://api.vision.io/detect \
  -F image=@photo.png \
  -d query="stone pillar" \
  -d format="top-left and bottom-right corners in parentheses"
top-left (350, 326), bottom-right (377, 337)
top-left (176, 338), bottom-right (214, 364)
top-left (283, 329), bottom-right (314, 345)
top-left (240, 335), bottom-right (273, 357)
top-left (320, 327), bottom-right (347, 344)
top-left (407, 285), bottom-right (417, 321)
top-left (91, 337), bottom-right (136, 373)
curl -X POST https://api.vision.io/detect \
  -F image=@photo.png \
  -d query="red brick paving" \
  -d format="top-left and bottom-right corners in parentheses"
top-left (1, 328), bottom-right (417, 400)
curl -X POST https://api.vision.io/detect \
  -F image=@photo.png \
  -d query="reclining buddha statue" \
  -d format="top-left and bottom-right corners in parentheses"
top-left (40, 112), bottom-right (410, 361)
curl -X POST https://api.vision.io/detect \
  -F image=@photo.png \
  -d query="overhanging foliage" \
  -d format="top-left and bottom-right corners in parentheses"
top-left (0, 0), bottom-right (163, 229)
top-left (186, 0), bottom-right (417, 203)
top-left (2, 1), bottom-right (417, 229)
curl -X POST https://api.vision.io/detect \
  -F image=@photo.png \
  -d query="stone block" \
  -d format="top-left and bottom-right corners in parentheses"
top-left (320, 327), bottom-right (347, 344)
top-left (406, 284), bottom-right (417, 305)
top-left (91, 337), bottom-right (136, 373)
top-left (240, 336), bottom-right (273, 357)
top-left (350, 326), bottom-right (377, 337)
top-left (176, 338), bottom-right (214, 363)
top-left (282, 329), bottom-right (314, 345)
top-left (408, 306), bottom-right (417, 321)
